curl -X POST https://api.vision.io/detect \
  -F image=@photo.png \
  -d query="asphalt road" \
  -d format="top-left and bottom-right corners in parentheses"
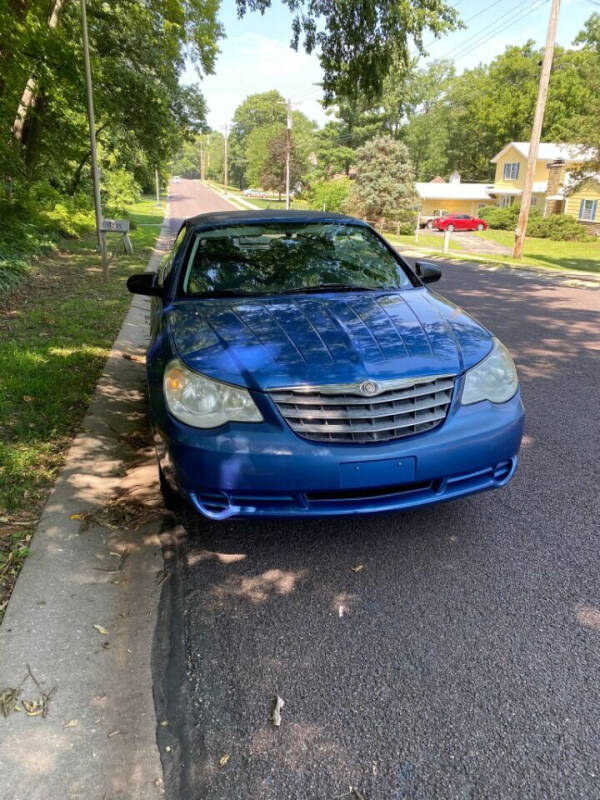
top-left (156, 180), bottom-right (600, 800)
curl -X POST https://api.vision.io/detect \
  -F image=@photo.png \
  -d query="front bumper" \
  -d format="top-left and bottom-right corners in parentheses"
top-left (154, 388), bottom-right (524, 520)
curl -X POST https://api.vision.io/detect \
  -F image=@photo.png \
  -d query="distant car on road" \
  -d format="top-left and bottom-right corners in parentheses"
top-left (127, 210), bottom-right (523, 520)
top-left (433, 214), bottom-right (488, 232)
top-left (172, 175), bottom-right (181, 183)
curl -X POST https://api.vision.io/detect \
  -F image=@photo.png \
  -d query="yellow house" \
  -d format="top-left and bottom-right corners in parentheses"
top-left (490, 142), bottom-right (600, 230)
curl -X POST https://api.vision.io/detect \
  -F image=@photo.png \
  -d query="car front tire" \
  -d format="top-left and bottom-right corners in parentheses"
top-left (477, 223), bottom-right (484, 231)
top-left (447, 224), bottom-right (455, 232)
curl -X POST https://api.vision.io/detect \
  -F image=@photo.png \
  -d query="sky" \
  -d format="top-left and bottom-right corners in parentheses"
top-left (182, 0), bottom-right (598, 130)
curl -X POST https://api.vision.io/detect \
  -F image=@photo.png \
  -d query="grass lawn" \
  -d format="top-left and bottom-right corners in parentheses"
top-left (390, 228), bottom-right (600, 274)
top-left (0, 195), bottom-right (164, 620)
top-left (474, 229), bottom-right (600, 273)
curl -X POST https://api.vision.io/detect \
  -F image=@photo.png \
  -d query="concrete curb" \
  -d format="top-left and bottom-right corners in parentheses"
top-left (0, 203), bottom-right (174, 799)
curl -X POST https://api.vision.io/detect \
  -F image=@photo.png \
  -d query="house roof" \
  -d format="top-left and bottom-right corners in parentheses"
top-left (415, 182), bottom-right (493, 201)
top-left (489, 181), bottom-right (548, 196)
top-left (490, 142), bottom-right (593, 164)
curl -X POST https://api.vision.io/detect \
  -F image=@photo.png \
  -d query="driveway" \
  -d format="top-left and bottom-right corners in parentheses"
top-left (155, 182), bottom-right (600, 800)
top-left (425, 228), bottom-right (512, 256)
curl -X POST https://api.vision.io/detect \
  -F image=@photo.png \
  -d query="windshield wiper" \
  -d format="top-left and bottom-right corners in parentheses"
top-left (282, 283), bottom-right (382, 294)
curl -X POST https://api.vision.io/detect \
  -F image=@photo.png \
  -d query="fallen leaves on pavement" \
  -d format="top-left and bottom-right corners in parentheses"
top-left (74, 491), bottom-right (169, 532)
top-left (218, 753), bottom-right (230, 767)
top-left (93, 624), bottom-right (110, 635)
top-left (0, 664), bottom-right (57, 720)
top-left (271, 694), bottom-right (284, 727)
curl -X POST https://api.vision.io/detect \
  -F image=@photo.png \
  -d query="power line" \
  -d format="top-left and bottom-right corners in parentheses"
top-left (423, 0), bottom-right (509, 49)
top-left (434, 0), bottom-right (545, 61)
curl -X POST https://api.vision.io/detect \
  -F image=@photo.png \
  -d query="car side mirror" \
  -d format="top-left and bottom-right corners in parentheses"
top-left (415, 261), bottom-right (442, 284)
top-left (127, 272), bottom-right (163, 297)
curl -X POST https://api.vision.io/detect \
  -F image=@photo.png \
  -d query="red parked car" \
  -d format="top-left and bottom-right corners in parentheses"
top-left (433, 214), bottom-right (488, 232)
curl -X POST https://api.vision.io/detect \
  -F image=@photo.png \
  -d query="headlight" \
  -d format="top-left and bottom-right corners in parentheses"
top-left (461, 338), bottom-right (518, 405)
top-left (163, 359), bottom-right (263, 428)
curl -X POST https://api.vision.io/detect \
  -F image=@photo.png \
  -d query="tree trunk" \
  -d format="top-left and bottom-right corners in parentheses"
top-left (12, 0), bottom-right (67, 142)
top-left (68, 122), bottom-right (109, 195)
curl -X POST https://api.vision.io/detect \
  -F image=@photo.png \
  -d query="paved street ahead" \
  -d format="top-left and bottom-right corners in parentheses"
top-left (157, 181), bottom-right (600, 800)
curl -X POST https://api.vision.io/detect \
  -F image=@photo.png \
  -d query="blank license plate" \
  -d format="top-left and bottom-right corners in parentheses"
top-left (340, 456), bottom-right (416, 489)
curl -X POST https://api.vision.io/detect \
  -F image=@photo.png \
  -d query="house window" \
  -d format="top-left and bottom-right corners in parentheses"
top-left (531, 196), bottom-right (537, 207)
top-left (579, 198), bottom-right (597, 221)
top-left (500, 195), bottom-right (514, 208)
top-left (503, 162), bottom-right (520, 180)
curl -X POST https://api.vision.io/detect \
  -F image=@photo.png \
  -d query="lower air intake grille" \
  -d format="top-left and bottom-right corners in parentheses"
top-left (270, 375), bottom-right (454, 444)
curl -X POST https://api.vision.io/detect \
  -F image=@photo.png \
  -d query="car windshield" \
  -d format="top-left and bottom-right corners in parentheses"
top-left (180, 222), bottom-right (412, 296)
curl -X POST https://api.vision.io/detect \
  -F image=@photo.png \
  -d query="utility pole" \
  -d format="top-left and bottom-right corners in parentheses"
top-left (223, 125), bottom-right (229, 195)
top-left (513, 0), bottom-right (561, 259)
top-left (285, 98), bottom-right (292, 210)
top-left (155, 166), bottom-right (160, 206)
top-left (80, 0), bottom-right (107, 280)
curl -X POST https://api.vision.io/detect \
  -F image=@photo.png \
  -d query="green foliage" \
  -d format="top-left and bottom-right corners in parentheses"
top-left (236, 0), bottom-right (460, 102)
top-left (260, 132), bottom-right (304, 195)
top-left (229, 91), bottom-right (287, 188)
top-left (480, 205), bottom-right (523, 230)
top-left (349, 135), bottom-right (416, 220)
top-left (527, 214), bottom-right (591, 242)
top-left (39, 203), bottom-right (95, 239)
top-left (306, 178), bottom-right (352, 211)
top-left (480, 205), bottom-right (590, 241)
top-left (0, 0), bottom-right (215, 249)
top-left (101, 169), bottom-right (141, 211)
top-left (246, 123), bottom-right (284, 187)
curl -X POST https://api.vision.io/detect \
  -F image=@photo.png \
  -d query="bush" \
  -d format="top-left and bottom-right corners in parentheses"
top-left (527, 213), bottom-right (590, 241)
top-left (39, 203), bottom-right (95, 238)
top-left (306, 177), bottom-right (352, 212)
top-left (479, 204), bottom-right (541, 230)
top-left (0, 220), bottom-right (56, 291)
top-left (101, 168), bottom-right (141, 211)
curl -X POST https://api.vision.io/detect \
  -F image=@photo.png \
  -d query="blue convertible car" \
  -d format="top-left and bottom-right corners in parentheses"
top-left (127, 210), bottom-right (523, 520)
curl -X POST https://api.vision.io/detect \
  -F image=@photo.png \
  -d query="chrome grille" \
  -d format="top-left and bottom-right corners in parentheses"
top-left (270, 376), bottom-right (454, 444)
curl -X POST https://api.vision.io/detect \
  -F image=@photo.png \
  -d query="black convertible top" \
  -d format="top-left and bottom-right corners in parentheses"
top-left (184, 209), bottom-right (366, 230)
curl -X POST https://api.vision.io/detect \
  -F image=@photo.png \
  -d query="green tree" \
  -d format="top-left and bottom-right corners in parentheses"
top-left (349, 135), bottom-right (416, 220)
top-left (572, 14), bottom-right (600, 180)
top-left (306, 177), bottom-right (352, 211)
top-left (229, 90), bottom-right (287, 187)
top-left (236, 0), bottom-right (461, 102)
top-left (0, 0), bottom-right (216, 214)
top-left (260, 131), bottom-right (304, 197)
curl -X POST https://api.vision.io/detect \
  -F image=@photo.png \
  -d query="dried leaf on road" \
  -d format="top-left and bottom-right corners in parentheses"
top-left (93, 624), bottom-right (109, 635)
top-left (218, 753), bottom-right (230, 767)
top-left (350, 564), bottom-right (364, 573)
top-left (0, 688), bottom-right (21, 717)
top-left (63, 719), bottom-right (79, 728)
top-left (271, 694), bottom-right (284, 727)
top-left (23, 699), bottom-right (43, 716)
top-left (107, 729), bottom-right (122, 737)
top-left (69, 513), bottom-right (84, 521)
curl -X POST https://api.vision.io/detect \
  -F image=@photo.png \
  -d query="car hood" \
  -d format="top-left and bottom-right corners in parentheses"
top-left (166, 289), bottom-right (492, 391)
